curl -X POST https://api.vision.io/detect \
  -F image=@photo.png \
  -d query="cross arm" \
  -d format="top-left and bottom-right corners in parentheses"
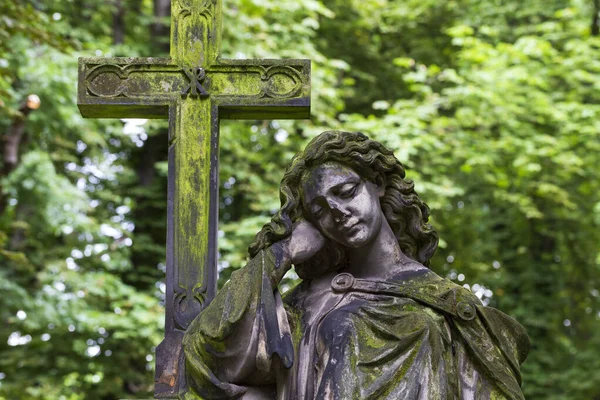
top-left (78, 57), bottom-right (311, 120)
top-left (78, 57), bottom-right (182, 119)
top-left (208, 59), bottom-right (311, 120)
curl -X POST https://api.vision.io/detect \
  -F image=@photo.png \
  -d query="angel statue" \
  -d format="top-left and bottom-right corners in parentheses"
top-left (181, 130), bottom-right (529, 400)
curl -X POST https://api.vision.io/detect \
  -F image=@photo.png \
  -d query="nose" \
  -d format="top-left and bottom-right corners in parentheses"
top-left (327, 199), bottom-right (349, 221)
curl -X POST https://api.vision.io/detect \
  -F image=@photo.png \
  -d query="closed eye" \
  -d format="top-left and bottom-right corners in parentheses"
top-left (339, 183), bottom-right (358, 198)
top-left (312, 206), bottom-right (324, 218)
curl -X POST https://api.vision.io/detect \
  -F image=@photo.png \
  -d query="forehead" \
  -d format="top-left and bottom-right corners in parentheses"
top-left (301, 162), bottom-right (360, 202)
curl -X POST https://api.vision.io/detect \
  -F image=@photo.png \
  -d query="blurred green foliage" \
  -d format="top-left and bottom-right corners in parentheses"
top-left (1, 0), bottom-right (599, 398)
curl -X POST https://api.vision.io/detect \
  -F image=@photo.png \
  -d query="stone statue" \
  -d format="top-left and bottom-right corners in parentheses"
top-left (181, 131), bottom-right (529, 400)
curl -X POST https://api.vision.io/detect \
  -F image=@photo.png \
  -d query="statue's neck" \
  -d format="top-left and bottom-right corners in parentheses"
top-left (345, 219), bottom-right (419, 279)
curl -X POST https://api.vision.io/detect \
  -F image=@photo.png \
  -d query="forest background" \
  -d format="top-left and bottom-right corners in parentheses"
top-left (1, 0), bottom-right (599, 398)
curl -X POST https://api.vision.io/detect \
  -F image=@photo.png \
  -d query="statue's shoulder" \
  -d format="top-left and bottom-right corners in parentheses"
top-left (394, 268), bottom-right (481, 304)
top-left (414, 270), bottom-right (530, 363)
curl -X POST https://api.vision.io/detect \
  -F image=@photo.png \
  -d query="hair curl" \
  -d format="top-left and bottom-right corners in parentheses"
top-left (248, 131), bottom-right (438, 279)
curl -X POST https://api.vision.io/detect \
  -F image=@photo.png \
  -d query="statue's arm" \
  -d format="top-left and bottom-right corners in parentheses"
top-left (181, 243), bottom-right (293, 399)
top-left (181, 220), bottom-right (324, 399)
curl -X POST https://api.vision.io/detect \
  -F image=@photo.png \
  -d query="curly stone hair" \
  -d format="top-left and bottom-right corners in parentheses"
top-left (248, 130), bottom-right (438, 279)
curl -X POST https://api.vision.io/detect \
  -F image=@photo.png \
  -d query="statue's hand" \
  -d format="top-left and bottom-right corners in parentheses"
top-left (286, 219), bottom-right (326, 265)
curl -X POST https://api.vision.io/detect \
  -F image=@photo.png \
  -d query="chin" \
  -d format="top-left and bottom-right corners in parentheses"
top-left (342, 233), bottom-right (373, 249)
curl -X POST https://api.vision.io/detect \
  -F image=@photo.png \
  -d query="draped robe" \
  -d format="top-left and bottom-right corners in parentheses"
top-left (182, 247), bottom-right (529, 400)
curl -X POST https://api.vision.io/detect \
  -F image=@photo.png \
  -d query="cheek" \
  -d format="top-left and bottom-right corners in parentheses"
top-left (350, 191), bottom-right (378, 218)
top-left (351, 194), bottom-right (383, 233)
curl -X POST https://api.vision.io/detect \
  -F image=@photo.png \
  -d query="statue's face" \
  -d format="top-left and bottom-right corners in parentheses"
top-left (301, 162), bottom-right (385, 248)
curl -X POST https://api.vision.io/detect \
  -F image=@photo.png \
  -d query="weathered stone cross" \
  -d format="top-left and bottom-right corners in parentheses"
top-left (77, 0), bottom-right (310, 397)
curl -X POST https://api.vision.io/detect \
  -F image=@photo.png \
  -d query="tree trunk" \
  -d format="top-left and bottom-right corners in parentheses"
top-left (0, 100), bottom-right (37, 215)
top-left (592, 0), bottom-right (600, 36)
top-left (2, 117), bottom-right (26, 177)
top-left (136, 131), bottom-right (165, 187)
top-left (113, 0), bottom-right (126, 45)
top-left (131, 0), bottom-right (142, 15)
top-left (152, 0), bottom-right (171, 53)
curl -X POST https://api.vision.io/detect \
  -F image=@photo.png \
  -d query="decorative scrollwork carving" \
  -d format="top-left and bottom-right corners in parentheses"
top-left (86, 64), bottom-right (129, 98)
top-left (176, 0), bottom-right (216, 12)
top-left (173, 287), bottom-right (207, 330)
top-left (175, 0), bottom-right (217, 22)
top-left (84, 63), bottom-right (195, 99)
top-left (175, 0), bottom-right (192, 13)
top-left (261, 65), bottom-right (304, 99)
top-left (200, 0), bottom-right (218, 17)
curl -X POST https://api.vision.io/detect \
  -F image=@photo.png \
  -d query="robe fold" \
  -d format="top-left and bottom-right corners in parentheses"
top-left (182, 247), bottom-right (529, 400)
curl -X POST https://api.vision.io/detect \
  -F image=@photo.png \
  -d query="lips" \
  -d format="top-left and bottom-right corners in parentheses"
top-left (340, 221), bottom-right (359, 233)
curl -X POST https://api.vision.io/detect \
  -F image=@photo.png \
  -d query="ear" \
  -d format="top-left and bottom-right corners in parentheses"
top-left (373, 173), bottom-right (386, 198)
